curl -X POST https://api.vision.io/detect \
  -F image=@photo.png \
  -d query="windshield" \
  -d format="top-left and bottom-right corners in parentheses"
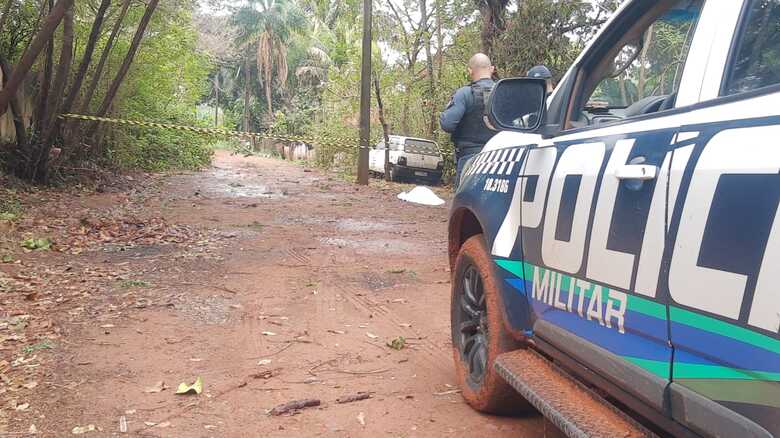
top-left (404, 139), bottom-right (439, 156)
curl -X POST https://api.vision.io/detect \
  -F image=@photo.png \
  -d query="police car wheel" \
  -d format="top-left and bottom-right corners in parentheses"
top-left (451, 235), bottom-right (531, 415)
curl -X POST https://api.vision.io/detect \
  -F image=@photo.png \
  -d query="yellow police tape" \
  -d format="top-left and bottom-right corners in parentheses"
top-left (59, 113), bottom-right (368, 149)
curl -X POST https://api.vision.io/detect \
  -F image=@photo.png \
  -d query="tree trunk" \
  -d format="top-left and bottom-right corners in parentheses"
top-left (435, 0), bottom-right (443, 82)
top-left (0, 0), bottom-right (13, 35)
top-left (78, 0), bottom-right (130, 115)
top-left (0, 55), bottom-right (28, 151)
top-left (264, 38), bottom-right (274, 117)
top-left (619, 73), bottom-right (628, 106)
top-left (476, 0), bottom-right (508, 59)
top-left (325, 0), bottom-right (341, 30)
top-left (36, 3), bottom-right (54, 133)
top-left (0, 0), bottom-right (73, 118)
top-left (420, 0), bottom-right (436, 136)
top-left (636, 24), bottom-right (653, 100)
top-left (243, 51), bottom-right (251, 132)
top-left (41, 1), bottom-right (73, 144)
top-left (33, 1), bottom-right (73, 182)
top-left (87, 0), bottom-right (159, 138)
top-left (373, 74), bottom-right (391, 181)
top-left (62, 0), bottom-right (111, 116)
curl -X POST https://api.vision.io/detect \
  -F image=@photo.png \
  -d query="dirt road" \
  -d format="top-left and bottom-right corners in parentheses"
top-left (1, 150), bottom-right (543, 436)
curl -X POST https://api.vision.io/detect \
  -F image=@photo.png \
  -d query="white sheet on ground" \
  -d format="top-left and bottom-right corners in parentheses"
top-left (397, 186), bottom-right (445, 206)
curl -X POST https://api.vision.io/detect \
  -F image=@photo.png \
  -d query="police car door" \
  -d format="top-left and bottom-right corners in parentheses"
top-left (661, 2), bottom-right (780, 436)
top-left (517, 0), bottom-right (707, 416)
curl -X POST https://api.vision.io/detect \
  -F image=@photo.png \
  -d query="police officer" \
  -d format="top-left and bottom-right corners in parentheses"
top-left (440, 53), bottom-right (497, 187)
top-left (527, 65), bottom-right (554, 94)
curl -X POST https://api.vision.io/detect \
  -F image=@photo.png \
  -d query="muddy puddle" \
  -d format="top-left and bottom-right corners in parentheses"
top-left (197, 168), bottom-right (288, 199)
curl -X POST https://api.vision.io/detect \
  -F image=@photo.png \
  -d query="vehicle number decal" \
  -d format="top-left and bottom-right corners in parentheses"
top-left (483, 177), bottom-right (510, 193)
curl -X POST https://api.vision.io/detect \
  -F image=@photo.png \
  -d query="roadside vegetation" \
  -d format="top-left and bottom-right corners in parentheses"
top-left (1, 0), bottom-right (692, 185)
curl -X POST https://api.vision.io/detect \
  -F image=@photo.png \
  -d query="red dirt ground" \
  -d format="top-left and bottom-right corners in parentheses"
top-left (1, 150), bottom-right (543, 437)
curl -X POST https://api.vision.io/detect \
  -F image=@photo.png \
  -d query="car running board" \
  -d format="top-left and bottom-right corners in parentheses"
top-left (495, 349), bottom-right (655, 438)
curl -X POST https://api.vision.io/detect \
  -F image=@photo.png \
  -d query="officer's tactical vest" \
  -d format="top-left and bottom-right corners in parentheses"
top-left (453, 81), bottom-right (496, 149)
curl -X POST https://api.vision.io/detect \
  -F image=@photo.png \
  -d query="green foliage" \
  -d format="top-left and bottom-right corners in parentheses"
top-left (20, 237), bottom-right (52, 251)
top-left (493, 0), bottom-right (613, 81)
top-left (102, 5), bottom-right (214, 171)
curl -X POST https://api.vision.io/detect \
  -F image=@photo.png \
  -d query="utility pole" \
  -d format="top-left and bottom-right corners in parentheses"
top-left (356, 0), bottom-right (372, 185)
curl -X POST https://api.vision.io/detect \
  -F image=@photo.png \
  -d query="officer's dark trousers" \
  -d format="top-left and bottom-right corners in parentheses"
top-left (454, 146), bottom-right (483, 188)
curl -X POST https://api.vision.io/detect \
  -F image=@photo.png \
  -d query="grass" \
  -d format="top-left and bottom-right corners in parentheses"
top-left (244, 221), bottom-right (264, 231)
top-left (22, 340), bottom-right (55, 354)
top-left (120, 279), bottom-right (150, 288)
top-left (0, 190), bottom-right (23, 222)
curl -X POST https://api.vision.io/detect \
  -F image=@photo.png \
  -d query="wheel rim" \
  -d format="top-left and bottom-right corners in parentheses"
top-left (458, 264), bottom-right (488, 384)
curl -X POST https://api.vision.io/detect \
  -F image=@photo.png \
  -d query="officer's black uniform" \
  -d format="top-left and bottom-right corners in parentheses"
top-left (439, 78), bottom-right (496, 186)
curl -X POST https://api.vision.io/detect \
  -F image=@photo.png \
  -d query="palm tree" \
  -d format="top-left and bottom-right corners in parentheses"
top-left (232, 0), bottom-right (307, 119)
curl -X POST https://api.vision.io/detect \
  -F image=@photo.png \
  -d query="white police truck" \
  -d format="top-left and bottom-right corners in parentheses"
top-left (448, 1), bottom-right (780, 436)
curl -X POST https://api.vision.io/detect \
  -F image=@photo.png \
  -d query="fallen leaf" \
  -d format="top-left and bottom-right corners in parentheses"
top-left (257, 359), bottom-right (272, 366)
top-left (21, 238), bottom-right (52, 251)
top-left (144, 422), bottom-right (156, 427)
top-left (100, 324), bottom-right (114, 329)
top-left (15, 402), bottom-right (29, 411)
top-left (357, 412), bottom-right (366, 426)
top-left (365, 332), bottom-right (378, 339)
top-left (261, 331), bottom-right (277, 336)
top-left (175, 376), bottom-right (203, 395)
top-left (29, 424), bottom-right (37, 434)
top-left (398, 323), bottom-right (412, 328)
top-left (143, 381), bottom-right (166, 393)
top-left (204, 424), bottom-right (217, 430)
top-left (155, 422), bottom-right (171, 428)
top-left (119, 416), bottom-right (127, 433)
top-left (327, 329), bottom-right (345, 334)
top-left (387, 336), bottom-right (406, 350)
top-left (23, 381), bottom-right (38, 389)
top-left (71, 424), bottom-right (95, 434)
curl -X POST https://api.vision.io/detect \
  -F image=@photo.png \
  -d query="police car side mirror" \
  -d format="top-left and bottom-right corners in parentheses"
top-left (487, 78), bottom-right (547, 132)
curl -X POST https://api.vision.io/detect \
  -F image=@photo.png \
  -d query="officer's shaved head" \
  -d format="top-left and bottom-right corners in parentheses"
top-left (469, 53), bottom-right (492, 69)
top-left (468, 53), bottom-right (494, 81)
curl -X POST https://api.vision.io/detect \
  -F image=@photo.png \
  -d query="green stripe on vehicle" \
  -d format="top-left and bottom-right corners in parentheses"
top-left (494, 260), bottom-right (667, 320)
top-left (626, 356), bottom-right (780, 381)
top-left (495, 259), bottom-right (523, 278)
top-left (674, 362), bottom-right (780, 381)
top-left (670, 306), bottom-right (780, 356)
top-left (623, 357), bottom-right (670, 378)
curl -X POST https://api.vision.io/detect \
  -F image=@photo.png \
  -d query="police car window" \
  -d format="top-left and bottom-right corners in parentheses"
top-left (571, 0), bottom-right (703, 128)
top-left (724, 0), bottom-right (780, 95)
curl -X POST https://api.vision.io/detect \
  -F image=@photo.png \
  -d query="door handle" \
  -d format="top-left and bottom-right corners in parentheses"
top-left (615, 164), bottom-right (657, 180)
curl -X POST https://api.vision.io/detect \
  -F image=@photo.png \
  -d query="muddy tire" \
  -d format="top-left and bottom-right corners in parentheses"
top-left (451, 234), bottom-right (531, 415)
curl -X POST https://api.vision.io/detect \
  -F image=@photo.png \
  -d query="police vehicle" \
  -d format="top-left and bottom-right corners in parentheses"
top-left (448, 1), bottom-right (779, 436)
top-left (368, 135), bottom-right (444, 184)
